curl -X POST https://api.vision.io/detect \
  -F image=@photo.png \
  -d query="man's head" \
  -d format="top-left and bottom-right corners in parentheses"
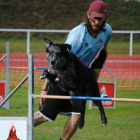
top-left (86, 0), bottom-right (107, 31)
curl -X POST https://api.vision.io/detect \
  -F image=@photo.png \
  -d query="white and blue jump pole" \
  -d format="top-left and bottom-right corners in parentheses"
top-left (33, 95), bottom-right (140, 102)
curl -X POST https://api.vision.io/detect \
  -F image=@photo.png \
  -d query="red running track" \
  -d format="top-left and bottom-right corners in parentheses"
top-left (0, 54), bottom-right (140, 79)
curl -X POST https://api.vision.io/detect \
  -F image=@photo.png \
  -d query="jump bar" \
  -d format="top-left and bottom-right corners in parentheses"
top-left (33, 95), bottom-right (140, 102)
top-left (36, 67), bottom-right (49, 70)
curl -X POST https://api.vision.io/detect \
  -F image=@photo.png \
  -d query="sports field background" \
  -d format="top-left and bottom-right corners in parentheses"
top-left (0, 38), bottom-right (140, 93)
top-left (0, 39), bottom-right (140, 139)
top-left (0, 53), bottom-right (140, 93)
top-left (0, 0), bottom-right (140, 139)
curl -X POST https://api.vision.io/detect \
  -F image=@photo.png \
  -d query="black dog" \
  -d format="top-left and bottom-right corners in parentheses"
top-left (40, 38), bottom-right (107, 129)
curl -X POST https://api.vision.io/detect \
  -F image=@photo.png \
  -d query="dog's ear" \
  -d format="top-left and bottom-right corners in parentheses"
top-left (65, 44), bottom-right (71, 51)
top-left (59, 44), bottom-right (71, 53)
top-left (44, 38), bottom-right (53, 47)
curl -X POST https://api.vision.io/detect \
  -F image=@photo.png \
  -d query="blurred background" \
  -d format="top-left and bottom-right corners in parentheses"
top-left (0, 1), bottom-right (140, 139)
top-left (0, 0), bottom-right (140, 92)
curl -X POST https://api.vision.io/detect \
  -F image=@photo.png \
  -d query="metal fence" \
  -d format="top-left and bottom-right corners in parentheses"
top-left (0, 29), bottom-right (140, 55)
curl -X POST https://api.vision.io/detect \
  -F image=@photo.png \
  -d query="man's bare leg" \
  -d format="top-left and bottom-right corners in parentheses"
top-left (34, 111), bottom-right (48, 127)
top-left (61, 114), bottom-right (80, 140)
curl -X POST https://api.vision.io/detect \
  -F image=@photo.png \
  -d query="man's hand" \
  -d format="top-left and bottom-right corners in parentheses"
top-left (40, 79), bottom-right (49, 109)
top-left (40, 90), bottom-right (47, 109)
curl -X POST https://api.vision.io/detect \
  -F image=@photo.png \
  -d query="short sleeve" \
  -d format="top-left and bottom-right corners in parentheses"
top-left (104, 24), bottom-right (112, 46)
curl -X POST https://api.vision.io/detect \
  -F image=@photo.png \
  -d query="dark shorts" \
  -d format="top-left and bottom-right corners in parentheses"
top-left (39, 85), bottom-right (81, 122)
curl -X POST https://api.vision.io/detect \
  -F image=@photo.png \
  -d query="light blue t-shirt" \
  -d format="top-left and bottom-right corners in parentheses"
top-left (65, 22), bottom-right (112, 67)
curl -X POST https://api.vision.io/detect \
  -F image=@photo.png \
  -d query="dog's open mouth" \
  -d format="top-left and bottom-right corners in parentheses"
top-left (50, 64), bottom-right (57, 68)
top-left (50, 64), bottom-right (55, 68)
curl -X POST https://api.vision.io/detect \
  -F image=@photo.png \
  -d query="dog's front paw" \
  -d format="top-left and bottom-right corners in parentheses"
top-left (55, 77), bottom-right (60, 82)
top-left (40, 70), bottom-right (49, 80)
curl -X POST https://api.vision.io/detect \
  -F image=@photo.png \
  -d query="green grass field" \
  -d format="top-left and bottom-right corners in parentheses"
top-left (1, 88), bottom-right (140, 140)
top-left (0, 38), bottom-right (140, 54)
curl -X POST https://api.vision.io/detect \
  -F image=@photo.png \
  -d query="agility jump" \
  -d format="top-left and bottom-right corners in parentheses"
top-left (33, 95), bottom-right (140, 102)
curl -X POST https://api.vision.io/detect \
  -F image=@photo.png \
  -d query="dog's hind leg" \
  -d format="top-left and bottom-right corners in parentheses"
top-left (71, 99), bottom-right (86, 129)
top-left (79, 100), bottom-right (86, 129)
top-left (86, 76), bottom-right (107, 126)
top-left (93, 100), bottom-right (107, 126)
